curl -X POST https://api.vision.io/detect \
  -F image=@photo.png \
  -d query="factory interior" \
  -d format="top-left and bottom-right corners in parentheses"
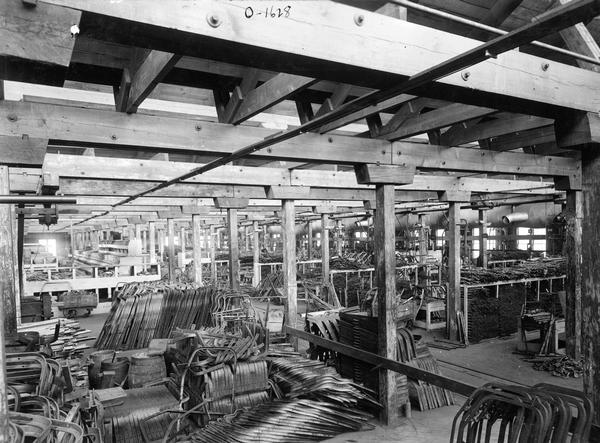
top-left (2, 0), bottom-right (600, 441)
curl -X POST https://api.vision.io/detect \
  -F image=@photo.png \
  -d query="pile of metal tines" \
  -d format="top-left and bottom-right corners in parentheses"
top-left (451, 383), bottom-right (593, 443)
top-left (7, 351), bottom-right (102, 441)
top-left (95, 282), bottom-right (219, 350)
top-left (177, 398), bottom-right (374, 443)
top-left (268, 354), bottom-right (380, 408)
top-left (532, 355), bottom-right (584, 378)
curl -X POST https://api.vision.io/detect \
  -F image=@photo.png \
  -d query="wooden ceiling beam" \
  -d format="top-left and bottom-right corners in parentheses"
top-left (121, 50), bottom-right (181, 113)
top-left (379, 103), bottom-right (497, 141)
top-left (318, 94), bottom-right (416, 133)
top-left (0, 0), bottom-right (81, 86)
top-left (220, 68), bottom-right (260, 123)
top-left (557, 0), bottom-right (600, 73)
top-left (441, 114), bottom-right (554, 146)
top-left (7, 101), bottom-right (578, 179)
top-left (43, 0), bottom-right (600, 115)
top-left (487, 125), bottom-right (556, 151)
top-left (231, 74), bottom-right (318, 125)
top-left (45, 154), bottom-right (557, 195)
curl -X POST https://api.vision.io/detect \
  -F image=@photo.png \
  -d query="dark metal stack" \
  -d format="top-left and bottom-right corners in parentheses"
top-left (337, 309), bottom-right (410, 412)
top-left (451, 383), bottom-right (593, 443)
top-left (95, 282), bottom-right (219, 350)
top-left (182, 399), bottom-right (374, 443)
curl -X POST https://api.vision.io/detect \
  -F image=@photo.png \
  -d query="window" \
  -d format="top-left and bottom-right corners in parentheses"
top-left (435, 229), bottom-right (445, 248)
top-left (38, 239), bottom-right (57, 256)
top-left (472, 228), bottom-right (480, 259)
top-left (532, 228), bottom-right (546, 251)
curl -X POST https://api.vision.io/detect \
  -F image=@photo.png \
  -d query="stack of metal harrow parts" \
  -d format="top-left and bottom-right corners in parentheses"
top-left (95, 282), bottom-right (219, 350)
top-left (451, 383), bottom-right (593, 443)
top-left (268, 354), bottom-right (380, 409)
top-left (180, 399), bottom-right (374, 443)
top-left (6, 352), bottom-right (94, 442)
top-left (175, 328), bottom-right (269, 417)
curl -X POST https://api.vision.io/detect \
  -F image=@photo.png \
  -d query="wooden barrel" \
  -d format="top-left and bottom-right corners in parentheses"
top-left (99, 357), bottom-right (130, 389)
top-left (89, 350), bottom-right (114, 388)
top-left (127, 353), bottom-right (166, 388)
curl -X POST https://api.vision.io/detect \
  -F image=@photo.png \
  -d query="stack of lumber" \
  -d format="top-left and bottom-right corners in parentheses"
top-left (95, 282), bottom-right (219, 350)
top-left (15, 318), bottom-right (93, 358)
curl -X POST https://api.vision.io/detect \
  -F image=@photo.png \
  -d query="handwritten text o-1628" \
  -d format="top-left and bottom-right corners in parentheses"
top-left (245, 5), bottom-right (291, 19)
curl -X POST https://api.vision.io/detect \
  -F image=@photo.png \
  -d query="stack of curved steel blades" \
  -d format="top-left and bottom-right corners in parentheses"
top-left (269, 355), bottom-right (380, 409)
top-left (451, 383), bottom-right (593, 443)
top-left (181, 399), bottom-right (374, 443)
top-left (95, 282), bottom-right (220, 350)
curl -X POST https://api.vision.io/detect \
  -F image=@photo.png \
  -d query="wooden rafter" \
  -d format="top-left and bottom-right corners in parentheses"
top-left (120, 50), bottom-right (181, 113)
top-left (3, 101), bottom-right (580, 180)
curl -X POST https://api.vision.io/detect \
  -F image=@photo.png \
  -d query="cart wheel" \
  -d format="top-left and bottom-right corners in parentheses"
top-left (84, 309), bottom-right (92, 317)
top-left (66, 309), bottom-right (77, 319)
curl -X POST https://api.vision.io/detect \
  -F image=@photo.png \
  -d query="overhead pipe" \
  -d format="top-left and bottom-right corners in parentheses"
top-left (391, 0), bottom-right (600, 67)
top-left (502, 212), bottom-right (529, 224)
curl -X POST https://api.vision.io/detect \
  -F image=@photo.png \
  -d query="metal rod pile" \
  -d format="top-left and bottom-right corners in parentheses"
top-left (461, 258), bottom-right (566, 285)
top-left (177, 399), bottom-right (374, 443)
top-left (451, 383), bottom-right (593, 442)
top-left (95, 282), bottom-right (219, 350)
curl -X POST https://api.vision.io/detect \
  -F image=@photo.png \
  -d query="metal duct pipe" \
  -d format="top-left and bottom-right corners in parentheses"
top-left (502, 212), bottom-right (529, 224)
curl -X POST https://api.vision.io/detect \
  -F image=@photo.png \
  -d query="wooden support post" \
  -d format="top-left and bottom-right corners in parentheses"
top-left (210, 225), bottom-right (217, 283)
top-left (262, 226), bottom-right (268, 250)
top-left (192, 214), bottom-right (203, 285)
top-left (418, 214), bottom-right (427, 264)
top-left (0, 166), bottom-right (17, 339)
top-left (135, 224), bottom-right (142, 244)
top-left (479, 210), bottom-right (488, 268)
top-left (167, 219), bottom-right (175, 283)
top-left (555, 111), bottom-right (599, 421)
top-left (245, 226), bottom-right (250, 253)
top-left (228, 209), bottom-right (240, 291)
top-left (141, 229), bottom-right (147, 253)
top-left (17, 205), bottom-right (24, 299)
top-left (70, 225), bottom-right (75, 256)
top-left (321, 214), bottom-right (330, 284)
top-left (179, 227), bottom-right (185, 255)
top-left (307, 221), bottom-right (313, 259)
top-left (336, 220), bottom-right (343, 256)
top-left (565, 190), bottom-right (582, 360)
top-left (253, 220), bottom-right (260, 286)
top-left (158, 229), bottom-right (164, 261)
top-left (282, 200), bottom-right (298, 348)
top-left (149, 221), bottom-right (156, 263)
top-left (374, 184), bottom-right (399, 425)
top-left (447, 202), bottom-right (462, 341)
